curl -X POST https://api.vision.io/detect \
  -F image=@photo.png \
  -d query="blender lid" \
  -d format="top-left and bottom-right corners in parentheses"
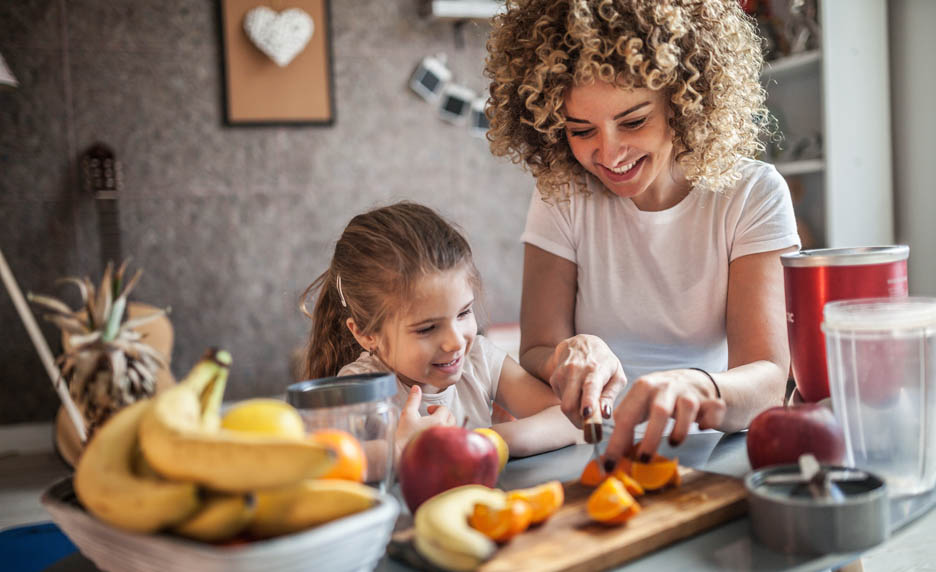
top-left (745, 462), bottom-right (889, 554)
top-left (823, 296), bottom-right (936, 331)
top-left (287, 373), bottom-right (397, 408)
top-left (781, 245), bottom-right (909, 267)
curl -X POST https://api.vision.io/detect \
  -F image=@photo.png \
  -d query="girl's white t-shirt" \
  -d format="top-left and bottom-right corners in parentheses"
top-left (337, 335), bottom-right (507, 429)
top-left (521, 158), bottom-right (801, 384)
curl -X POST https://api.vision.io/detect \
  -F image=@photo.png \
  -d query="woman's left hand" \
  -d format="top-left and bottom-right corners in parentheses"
top-left (604, 368), bottom-right (726, 462)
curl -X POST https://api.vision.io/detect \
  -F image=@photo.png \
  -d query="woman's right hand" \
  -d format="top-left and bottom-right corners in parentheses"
top-left (393, 385), bottom-right (456, 464)
top-left (549, 334), bottom-right (628, 427)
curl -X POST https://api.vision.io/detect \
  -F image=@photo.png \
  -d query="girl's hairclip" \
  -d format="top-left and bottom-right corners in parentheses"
top-left (336, 274), bottom-right (347, 308)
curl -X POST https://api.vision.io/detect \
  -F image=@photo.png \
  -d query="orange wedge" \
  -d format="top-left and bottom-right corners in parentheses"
top-left (586, 477), bottom-right (639, 524)
top-left (507, 481), bottom-right (564, 524)
top-left (579, 458), bottom-right (605, 487)
top-left (468, 498), bottom-right (534, 543)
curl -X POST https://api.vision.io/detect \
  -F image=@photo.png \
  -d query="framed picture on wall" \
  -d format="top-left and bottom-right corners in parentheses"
top-left (219, 0), bottom-right (334, 125)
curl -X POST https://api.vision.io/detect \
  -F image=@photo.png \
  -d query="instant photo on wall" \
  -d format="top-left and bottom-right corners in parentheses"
top-left (468, 98), bottom-right (490, 138)
top-left (437, 84), bottom-right (475, 125)
top-left (409, 55), bottom-right (452, 103)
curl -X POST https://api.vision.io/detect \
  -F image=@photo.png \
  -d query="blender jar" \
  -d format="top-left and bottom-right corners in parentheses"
top-left (287, 373), bottom-right (398, 492)
top-left (823, 297), bottom-right (936, 497)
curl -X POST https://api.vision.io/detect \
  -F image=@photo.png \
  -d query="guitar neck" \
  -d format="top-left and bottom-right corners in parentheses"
top-left (81, 143), bottom-right (124, 268)
top-left (95, 198), bottom-right (122, 267)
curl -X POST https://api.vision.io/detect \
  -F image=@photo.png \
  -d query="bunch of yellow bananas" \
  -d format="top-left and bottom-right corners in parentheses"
top-left (74, 349), bottom-right (377, 542)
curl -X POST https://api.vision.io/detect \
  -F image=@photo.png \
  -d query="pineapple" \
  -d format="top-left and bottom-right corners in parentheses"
top-left (29, 261), bottom-right (168, 439)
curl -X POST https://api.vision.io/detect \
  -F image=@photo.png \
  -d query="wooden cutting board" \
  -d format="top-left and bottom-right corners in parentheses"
top-left (389, 465), bottom-right (747, 572)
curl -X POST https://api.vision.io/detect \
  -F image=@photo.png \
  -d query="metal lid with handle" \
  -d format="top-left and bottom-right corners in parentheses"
top-left (781, 245), bottom-right (909, 268)
top-left (287, 373), bottom-right (397, 409)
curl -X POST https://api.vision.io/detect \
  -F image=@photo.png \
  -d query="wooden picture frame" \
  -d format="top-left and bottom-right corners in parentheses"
top-left (219, 0), bottom-right (334, 126)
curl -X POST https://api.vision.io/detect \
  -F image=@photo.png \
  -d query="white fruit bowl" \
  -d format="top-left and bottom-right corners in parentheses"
top-left (42, 477), bottom-right (400, 572)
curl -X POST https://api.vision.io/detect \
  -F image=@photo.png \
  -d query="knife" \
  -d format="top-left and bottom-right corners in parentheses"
top-left (584, 408), bottom-right (605, 477)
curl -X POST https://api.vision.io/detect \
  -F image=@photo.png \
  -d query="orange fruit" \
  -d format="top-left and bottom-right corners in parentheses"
top-left (630, 456), bottom-right (678, 491)
top-left (309, 429), bottom-right (368, 482)
top-left (611, 469), bottom-right (645, 497)
top-left (586, 477), bottom-right (639, 524)
top-left (468, 498), bottom-right (533, 542)
top-left (579, 458), bottom-right (604, 487)
top-left (506, 480), bottom-right (564, 524)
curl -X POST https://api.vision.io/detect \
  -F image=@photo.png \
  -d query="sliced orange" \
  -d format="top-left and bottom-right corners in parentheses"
top-left (611, 470), bottom-right (645, 497)
top-left (468, 498), bottom-right (533, 542)
top-left (603, 500), bottom-right (642, 524)
top-left (507, 480), bottom-right (564, 524)
top-left (468, 502), bottom-right (512, 541)
top-left (586, 477), bottom-right (638, 524)
top-left (579, 458), bottom-right (604, 487)
top-left (630, 455), bottom-right (679, 491)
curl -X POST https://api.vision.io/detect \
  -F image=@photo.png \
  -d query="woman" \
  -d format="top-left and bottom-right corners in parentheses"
top-left (484, 0), bottom-right (800, 461)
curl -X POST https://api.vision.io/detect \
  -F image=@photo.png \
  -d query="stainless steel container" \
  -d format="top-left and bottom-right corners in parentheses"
top-left (287, 373), bottom-right (398, 491)
top-left (745, 464), bottom-right (889, 554)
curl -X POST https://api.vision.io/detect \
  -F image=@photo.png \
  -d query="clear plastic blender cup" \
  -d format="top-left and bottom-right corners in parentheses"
top-left (823, 297), bottom-right (936, 497)
top-left (287, 373), bottom-right (398, 492)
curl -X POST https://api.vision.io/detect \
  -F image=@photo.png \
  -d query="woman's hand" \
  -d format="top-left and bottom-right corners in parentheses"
top-left (604, 368), bottom-right (726, 462)
top-left (393, 385), bottom-right (456, 464)
top-left (548, 334), bottom-right (628, 428)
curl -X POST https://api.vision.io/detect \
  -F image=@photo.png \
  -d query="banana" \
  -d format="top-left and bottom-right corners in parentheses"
top-left (171, 493), bottom-right (255, 543)
top-left (74, 400), bottom-right (201, 533)
top-left (413, 485), bottom-right (507, 571)
top-left (248, 478), bottom-right (378, 539)
top-left (139, 349), bottom-right (336, 492)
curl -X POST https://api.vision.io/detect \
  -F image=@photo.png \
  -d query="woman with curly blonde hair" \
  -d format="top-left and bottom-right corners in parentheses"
top-left (485, 0), bottom-right (801, 463)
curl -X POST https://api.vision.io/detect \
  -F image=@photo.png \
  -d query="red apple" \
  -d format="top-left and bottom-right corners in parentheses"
top-left (398, 425), bottom-right (499, 513)
top-left (747, 403), bottom-right (846, 469)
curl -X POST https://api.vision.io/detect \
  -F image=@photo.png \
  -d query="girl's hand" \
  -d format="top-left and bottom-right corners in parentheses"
top-left (604, 369), bottom-right (727, 462)
top-left (393, 386), bottom-right (456, 464)
top-left (549, 334), bottom-right (628, 427)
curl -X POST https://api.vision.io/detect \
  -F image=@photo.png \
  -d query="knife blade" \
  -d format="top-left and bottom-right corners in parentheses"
top-left (584, 408), bottom-right (604, 477)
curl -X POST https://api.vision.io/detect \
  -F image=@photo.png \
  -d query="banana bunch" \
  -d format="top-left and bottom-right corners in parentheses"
top-left (413, 485), bottom-right (508, 571)
top-left (74, 348), bottom-right (378, 542)
top-left (138, 349), bottom-right (335, 492)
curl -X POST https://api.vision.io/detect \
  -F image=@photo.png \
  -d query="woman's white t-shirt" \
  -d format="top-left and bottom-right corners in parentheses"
top-left (521, 158), bottom-right (801, 383)
top-left (337, 335), bottom-right (507, 430)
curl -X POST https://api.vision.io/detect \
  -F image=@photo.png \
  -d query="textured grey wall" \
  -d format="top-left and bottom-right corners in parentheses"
top-left (0, 0), bottom-right (533, 424)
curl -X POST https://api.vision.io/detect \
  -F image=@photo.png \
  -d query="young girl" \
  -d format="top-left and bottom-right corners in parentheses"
top-left (301, 202), bottom-right (580, 466)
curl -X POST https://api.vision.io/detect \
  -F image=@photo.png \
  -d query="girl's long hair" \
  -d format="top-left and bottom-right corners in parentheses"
top-left (301, 202), bottom-right (480, 379)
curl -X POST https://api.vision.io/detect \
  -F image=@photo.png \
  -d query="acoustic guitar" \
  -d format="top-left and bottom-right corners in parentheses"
top-left (54, 144), bottom-right (176, 467)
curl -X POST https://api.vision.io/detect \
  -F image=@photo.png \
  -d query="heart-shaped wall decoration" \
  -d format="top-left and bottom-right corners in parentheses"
top-left (243, 6), bottom-right (314, 67)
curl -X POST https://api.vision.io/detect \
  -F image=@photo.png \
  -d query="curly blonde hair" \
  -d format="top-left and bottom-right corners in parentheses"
top-left (485, 0), bottom-right (769, 199)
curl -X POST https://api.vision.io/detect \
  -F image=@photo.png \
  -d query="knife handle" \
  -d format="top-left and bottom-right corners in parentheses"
top-left (584, 409), bottom-right (603, 444)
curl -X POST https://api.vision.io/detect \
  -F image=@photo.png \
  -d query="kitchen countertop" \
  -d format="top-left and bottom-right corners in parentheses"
top-left (2, 431), bottom-right (934, 572)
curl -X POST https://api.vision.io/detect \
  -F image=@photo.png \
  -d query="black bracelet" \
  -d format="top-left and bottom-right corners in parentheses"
top-left (689, 367), bottom-right (721, 399)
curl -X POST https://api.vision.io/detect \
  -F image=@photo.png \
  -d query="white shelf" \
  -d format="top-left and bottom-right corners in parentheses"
top-left (761, 50), bottom-right (821, 80)
top-left (774, 159), bottom-right (824, 177)
top-left (425, 0), bottom-right (505, 21)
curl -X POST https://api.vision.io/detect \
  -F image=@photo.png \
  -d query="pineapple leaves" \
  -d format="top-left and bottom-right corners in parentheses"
top-left (93, 262), bottom-right (114, 331)
top-left (30, 260), bottom-right (168, 435)
top-left (102, 295), bottom-right (126, 343)
top-left (25, 293), bottom-right (73, 316)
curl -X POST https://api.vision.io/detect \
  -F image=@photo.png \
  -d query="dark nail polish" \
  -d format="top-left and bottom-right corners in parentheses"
top-left (669, 437), bottom-right (681, 447)
top-left (582, 406), bottom-right (592, 418)
top-left (603, 459), bottom-right (616, 473)
top-left (639, 453), bottom-right (652, 463)
top-left (601, 403), bottom-right (612, 418)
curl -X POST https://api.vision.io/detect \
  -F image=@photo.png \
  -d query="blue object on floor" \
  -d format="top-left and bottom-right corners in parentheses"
top-left (0, 522), bottom-right (77, 572)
